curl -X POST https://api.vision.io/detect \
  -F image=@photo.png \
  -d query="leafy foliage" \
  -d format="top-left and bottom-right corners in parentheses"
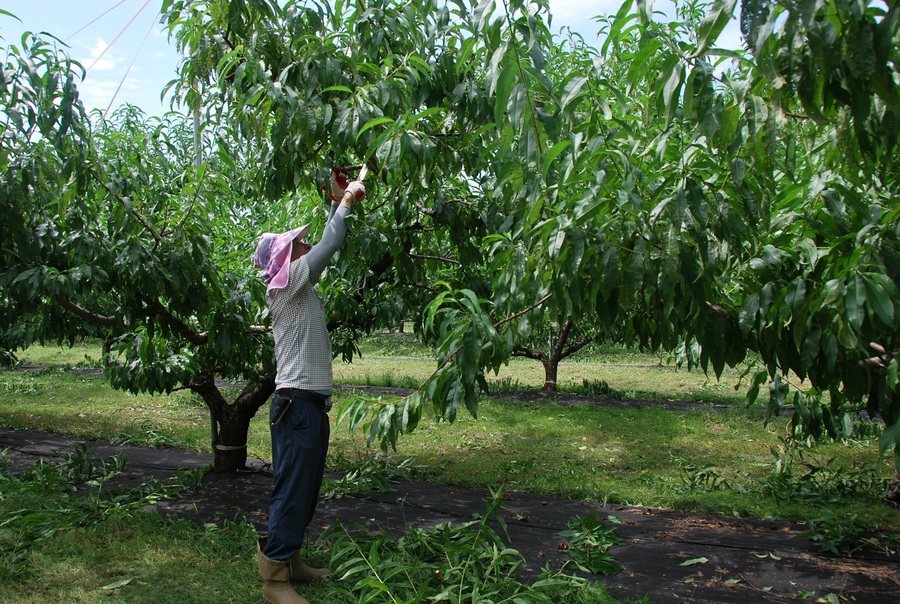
top-left (321, 453), bottom-right (423, 499)
top-left (804, 511), bottom-right (900, 556)
top-left (1, 25), bottom-right (279, 470)
top-left (557, 511), bottom-right (623, 576)
top-left (326, 489), bottom-right (610, 603)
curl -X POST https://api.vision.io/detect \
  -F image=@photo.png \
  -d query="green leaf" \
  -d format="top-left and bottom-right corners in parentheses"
top-left (475, 0), bottom-right (496, 31)
top-left (660, 61), bottom-right (684, 124)
top-left (602, 2), bottom-right (640, 57)
top-left (493, 53), bottom-right (516, 126)
top-left (98, 578), bottom-right (133, 590)
top-left (542, 140), bottom-right (570, 180)
top-left (692, 0), bottom-right (738, 58)
top-left (508, 82), bottom-right (528, 129)
top-left (561, 76), bottom-right (588, 112)
top-left (410, 106), bottom-right (446, 124)
top-left (880, 417), bottom-right (900, 457)
top-left (679, 556), bottom-right (709, 566)
top-left (356, 116), bottom-right (394, 142)
top-left (844, 275), bottom-right (865, 332)
top-left (785, 278), bottom-right (806, 318)
top-left (863, 273), bottom-right (895, 325)
top-left (746, 369), bottom-right (768, 406)
top-left (799, 326), bottom-right (820, 375)
top-left (488, 44), bottom-right (508, 96)
top-left (322, 85), bottom-right (353, 94)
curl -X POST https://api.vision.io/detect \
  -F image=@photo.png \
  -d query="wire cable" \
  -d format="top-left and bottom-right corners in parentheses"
top-left (84, 0), bottom-right (153, 75)
top-left (104, 14), bottom-right (156, 115)
top-left (64, 0), bottom-right (130, 42)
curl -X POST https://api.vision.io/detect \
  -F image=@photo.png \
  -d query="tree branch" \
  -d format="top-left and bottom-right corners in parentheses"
top-left (410, 254), bottom-right (461, 265)
top-left (512, 345), bottom-right (545, 361)
top-left (495, 294), bottom-right (553, 328)
top-left (415, 201), bottom-right (436, 217)
top-left (561, 334), bottom-right (594, 358)
top-left (705, 301), bottom-right (728, 316)
top-left (85, 164), bottom-right (162, 244)
top-left (860, 342), bottom-right (900, 370)
top-left (415, 198), bottom-right (478, 218)
top-left (552, 319), bottom-right (575, 359)
top-left (51, 294), bottom-right (118, 327)
top-left (143, 297), bottom-right (208, 345)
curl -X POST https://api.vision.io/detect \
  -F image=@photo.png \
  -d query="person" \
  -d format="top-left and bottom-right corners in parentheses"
top-left (252, 170), bottom-right (365, 604)
top-left (860, 342), bottom-right (900, 509)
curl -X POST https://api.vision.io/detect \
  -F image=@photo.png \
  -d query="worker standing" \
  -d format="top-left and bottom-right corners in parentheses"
top-left (252, 169), bottom-right (365, 604)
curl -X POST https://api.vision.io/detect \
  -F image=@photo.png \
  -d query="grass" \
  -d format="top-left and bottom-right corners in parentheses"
top-left (346, 332), bottom-right (762, 405)
top-left (5, 367), bottom-right (891, 528)
top-left (2, 337), bottom-right (895, 527)
top-left (0, 515), bottom-right (263, 604)
top-left (331, 394), bottom-right (898, 528)
top-left (1, 336), bottom-right (898, 602)
top-left (0, 452), bottom-right (343, 604)
top-left (0, 368), bottom-right (213, 452)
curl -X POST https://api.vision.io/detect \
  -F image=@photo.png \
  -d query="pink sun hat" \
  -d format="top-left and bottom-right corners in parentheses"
top-left (254, 223), bottom-right (312, 293)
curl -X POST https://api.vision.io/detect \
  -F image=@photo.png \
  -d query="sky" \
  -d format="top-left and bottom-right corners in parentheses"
top-left (1, 1), bottom-right (742, 116)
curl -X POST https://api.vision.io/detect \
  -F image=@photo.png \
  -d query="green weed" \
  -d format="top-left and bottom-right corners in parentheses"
top-left (326, 489), bottom-right (622, 603)
top-left (557, 511), bottom-right (623, 575)
top-left (577, 379), bottom-right (625, 398)
top-left (110, 420), bottom-right (178, 449)
top-left (488, 376), bottom-right (527, 393)
top-left (763, 446), bottom-right (891, 502)
top-left (6, 341), bottom-right (900, 537)
top-left (804, 511), bottom-right (900, 556)
top-left (674, 457), bottom-right (730, 494)
top-left (323, 453), bottom-right (424, 499)
top-left (0, 445), bottom-right (204, 579)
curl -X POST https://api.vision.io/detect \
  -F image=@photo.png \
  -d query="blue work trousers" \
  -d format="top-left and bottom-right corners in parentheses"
top-left (263, 390), bottom-right (330, 561)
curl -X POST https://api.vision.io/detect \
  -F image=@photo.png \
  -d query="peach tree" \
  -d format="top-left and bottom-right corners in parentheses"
top-left (0, 27), bottom-right (280, 470)
top-left (207, 0), bottom-right (896, 471)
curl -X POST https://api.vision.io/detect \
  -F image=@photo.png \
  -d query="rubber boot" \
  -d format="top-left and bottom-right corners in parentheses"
top-left (258, 540), bottom-right (310, 604)
top-left (289, 551), bottom-right (331, 584)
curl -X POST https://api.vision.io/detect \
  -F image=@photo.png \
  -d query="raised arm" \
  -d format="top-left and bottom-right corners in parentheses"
top-left (305, 180), bottom-right (365, 280)
top-left (305, 205), bottom-right (350, 278)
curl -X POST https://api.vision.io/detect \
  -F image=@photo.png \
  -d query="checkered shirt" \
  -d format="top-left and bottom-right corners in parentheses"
top-left (268, 256), bottom-right (333, 392)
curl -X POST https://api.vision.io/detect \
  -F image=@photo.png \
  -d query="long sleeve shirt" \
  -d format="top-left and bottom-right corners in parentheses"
top-left (268, 203), bottom-right (351, 393)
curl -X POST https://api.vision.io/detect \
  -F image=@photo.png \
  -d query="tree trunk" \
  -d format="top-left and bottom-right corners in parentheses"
top-left (541, 356), bottom-right (558, 391)
top-left (211, 403), bottom-right (254, 472)
top-left (190, 374), bottom-right (274, 472)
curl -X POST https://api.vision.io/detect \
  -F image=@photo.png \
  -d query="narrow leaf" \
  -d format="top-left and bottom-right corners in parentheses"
top-left (561, 76), bottom-right (588, 112)
top-left (541, 140), bottom-right (571, 179)
top-left (692, 0), bottom-right (738, 58)
top-left (356, 116), bottom-right (394, 142)
top-left (680, 557), bottom-right (709, 566)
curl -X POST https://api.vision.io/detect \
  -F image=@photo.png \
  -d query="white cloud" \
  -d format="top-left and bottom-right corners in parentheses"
top-left (547, 0), bottom-right (622, 20)
top-left (75, 78), bottom-right (119, 112)
top-left (546, 0), bottom-right (621, 39)
top-left (80, 37), bottom-right (122, 72)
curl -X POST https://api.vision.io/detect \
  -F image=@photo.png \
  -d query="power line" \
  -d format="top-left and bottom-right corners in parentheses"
top-left (64, 0), bottom-right (130, 42)
top-left (83, 0), bottom-right (153, 75)
top-left (104, 11), bottom-right (156, 116)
